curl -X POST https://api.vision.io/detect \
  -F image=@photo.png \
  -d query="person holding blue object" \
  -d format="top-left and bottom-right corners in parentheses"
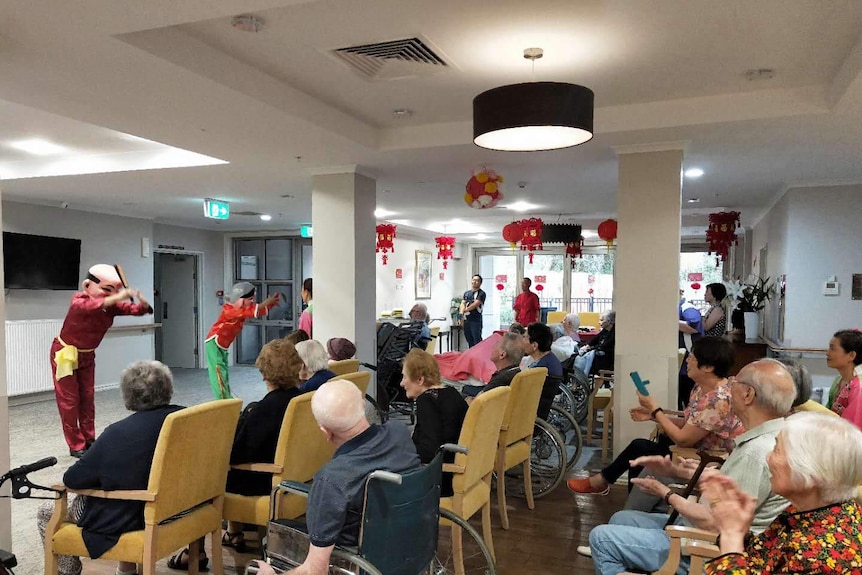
top-left (458, 274), bottom-right (486, 348)
top-left (678, 293), bottom-right (704, 409)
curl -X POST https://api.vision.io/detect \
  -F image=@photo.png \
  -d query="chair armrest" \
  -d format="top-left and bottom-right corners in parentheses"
top-left (684, 540), bottom-right (721, 559)
top-left (64, 487), bottom-right (157, 502)
top-left (276, 481), bottom-right (312, 498)
top-left (231, 463), bottom-right (283, 473)
top-left (443, 463), bottom-right (466, 474)
top-left (665, 525), bottom-right (718, 543)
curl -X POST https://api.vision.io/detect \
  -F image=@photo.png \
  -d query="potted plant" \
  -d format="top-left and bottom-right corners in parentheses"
top-left (727, 277), bottom-right (774, 339)
top-left (449, 297), bottom-right (463, 324)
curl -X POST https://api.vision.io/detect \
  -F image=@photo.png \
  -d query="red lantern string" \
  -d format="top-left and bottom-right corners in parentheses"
top-left (518, 217), bottom-right (543, 263)
top-left (705, 211), bottom-right (740, 267)
top-left (375, 223), bottom-right (397, 266)
top-left (435, 236), bottom-right (455, 269)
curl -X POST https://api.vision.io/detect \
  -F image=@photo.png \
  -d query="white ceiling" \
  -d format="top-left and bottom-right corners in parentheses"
top-left (0, 0), bottom-right (861, 241)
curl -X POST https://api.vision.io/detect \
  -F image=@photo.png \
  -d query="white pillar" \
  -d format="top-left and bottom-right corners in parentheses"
top-left (0, 183), bottom-right (10, 549)
top-left (311, 170), bottom-right (376, 375)
top-left (613, 144), bottom-right (685, 453)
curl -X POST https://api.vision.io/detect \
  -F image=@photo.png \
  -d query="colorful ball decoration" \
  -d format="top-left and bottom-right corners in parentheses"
top-left (464, 167), bottom-right (504, 209)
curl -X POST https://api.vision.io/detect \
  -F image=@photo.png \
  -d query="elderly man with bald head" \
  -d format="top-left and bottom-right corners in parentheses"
top-left (286, 380), bottom-right (420, 575)
top-left (586, 359), bottom-right (797, 575)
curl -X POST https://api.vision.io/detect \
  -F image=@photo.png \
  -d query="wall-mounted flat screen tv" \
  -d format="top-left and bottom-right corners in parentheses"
top-left (3, 232), bottom-right (82, 290)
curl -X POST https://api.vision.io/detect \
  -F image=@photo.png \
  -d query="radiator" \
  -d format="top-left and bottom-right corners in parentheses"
top-left (5, 319), bottom-right (62, 396)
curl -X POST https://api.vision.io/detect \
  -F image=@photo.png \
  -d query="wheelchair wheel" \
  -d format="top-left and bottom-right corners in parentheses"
top-left (545, 405), bottom-right (583, 471)
top-left (364, 394), bottom-right (388, 425)
top-left (505, 419), bottom-right (566, 499)
top-left (552, 382), bottom-right (576, 420)
top-left (433, 508), bottom-right (497, 575)
top-left (568, 367), bottom-right (591, 424)
top-left (328, 548), bottom-right (385, 575)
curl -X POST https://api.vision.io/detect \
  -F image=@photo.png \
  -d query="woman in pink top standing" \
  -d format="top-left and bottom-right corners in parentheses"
top-left (826, 329), bottom-right (862, 428)
top-left (298, 278), bottom-right (313, 337)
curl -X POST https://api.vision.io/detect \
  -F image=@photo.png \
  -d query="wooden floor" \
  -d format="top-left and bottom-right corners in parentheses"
top-left (75, 483), bottom-right (627, 575)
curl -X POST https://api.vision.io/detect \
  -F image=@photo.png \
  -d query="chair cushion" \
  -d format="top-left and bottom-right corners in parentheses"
top-left (502, 440), bottom-right (531, 470)
top-left (439, 479), bottom-right (491, 521)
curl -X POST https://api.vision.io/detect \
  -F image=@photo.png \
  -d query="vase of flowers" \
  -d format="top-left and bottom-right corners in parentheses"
top-left (727, 277), bottom-right (774, 340)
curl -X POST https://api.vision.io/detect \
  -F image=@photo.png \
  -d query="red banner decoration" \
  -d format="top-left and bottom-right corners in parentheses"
top-left (706, 211), bottom-right (740, 266)
top-left (464, 167), bottom-right (504, 209)
top-left (518, 217), bottom-right (543, 263)
top-left (501, 221), bottom-right (522, 249)
top-left (375, 223), bottom-right (396, 265)
top-left (435, 236), bottom-right (455, 269)
top-left (598, 219), bottom-right (618, 250)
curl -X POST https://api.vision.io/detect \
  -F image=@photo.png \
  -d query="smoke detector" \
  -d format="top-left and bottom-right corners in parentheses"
top-left (744, 68), bottom-right (775, 82)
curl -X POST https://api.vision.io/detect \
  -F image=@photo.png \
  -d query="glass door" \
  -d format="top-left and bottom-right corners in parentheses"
top-left (522, 252), bottom-right (566, 321)
top-left (476, 250), bottom-right (519, 339)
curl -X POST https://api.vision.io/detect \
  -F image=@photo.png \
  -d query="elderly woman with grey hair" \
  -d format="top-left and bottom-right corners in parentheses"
top-left (702, 412), bottom-right (862, 574)
top-left (37, 361), bottom-right (184, 575)
top-left (551, 313), bottom-right (582, 360)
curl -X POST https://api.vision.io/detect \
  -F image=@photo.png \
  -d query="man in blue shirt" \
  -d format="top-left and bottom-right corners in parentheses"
top-left (524, 322), bottom-right (564, 420)
top-left (459, 275), bottom-right (486, 348)
top-left (678, 294), bottom-right (704, 408)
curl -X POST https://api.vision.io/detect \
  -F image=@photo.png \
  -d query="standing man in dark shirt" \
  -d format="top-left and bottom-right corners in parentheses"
top-left (459, 274), bottom-right (487, 348)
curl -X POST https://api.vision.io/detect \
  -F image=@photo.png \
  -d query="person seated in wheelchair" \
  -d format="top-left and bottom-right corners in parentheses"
top-left (400, 348), bottom-right (468, 496)
top-left (460, 332), bottom-right (524, 400)
top-left (523, 322), bottom-right (564, 420)
top-left (579, 309), bottom-right (616, 375)
top-left (408, 302), bottom-right (433, 350)
top-left (263, 379), bottom-right (420, 575)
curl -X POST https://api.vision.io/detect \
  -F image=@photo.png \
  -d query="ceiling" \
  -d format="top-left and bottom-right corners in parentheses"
top-left (1, 0), bottom-right (861, 242)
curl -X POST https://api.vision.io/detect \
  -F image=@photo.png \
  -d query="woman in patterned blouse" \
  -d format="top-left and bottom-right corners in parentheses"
top-left (702, 412), bottom-right (862, 574)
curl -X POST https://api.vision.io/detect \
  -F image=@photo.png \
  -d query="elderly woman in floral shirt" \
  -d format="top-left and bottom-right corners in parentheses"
top-left (703, 412), bottom-right (862, 574)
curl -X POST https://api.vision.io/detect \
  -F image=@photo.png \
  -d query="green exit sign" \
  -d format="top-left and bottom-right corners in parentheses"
top-left (300, 225), bottom-right (313, 238)
top-left (204, 198), bottom-right (230, 220)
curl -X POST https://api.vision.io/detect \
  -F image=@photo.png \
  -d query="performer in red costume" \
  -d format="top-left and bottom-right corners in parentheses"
top-left (205, 282), bottom-right (280, 399)
top-left (50, 264), bottom-right (153, 457)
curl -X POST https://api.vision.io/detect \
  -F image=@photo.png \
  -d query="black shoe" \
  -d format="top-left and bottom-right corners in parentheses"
top-left (69, 449), bottom-right (85, 458)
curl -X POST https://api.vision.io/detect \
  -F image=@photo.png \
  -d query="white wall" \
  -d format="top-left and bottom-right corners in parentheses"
top-left (3, 202), bottom-right (156, 388)
top-left (375, 229), bottom-right (460, 328)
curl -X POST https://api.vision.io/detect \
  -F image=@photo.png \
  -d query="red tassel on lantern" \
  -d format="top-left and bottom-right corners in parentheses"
top-left (598, 219), bottom-right (618, 250)
top-left (566, 236), bottom-right (584, 268)
top-left (501, 222), bottom-right (523, 251)
top-left (375, 223), bottom-right (397, 265)
top-left (705, 211), bottom-right (740, 267)
top-left (518, 218), bottom-right (543, 263)
top-left (435, 236), bottom-right (455, 269)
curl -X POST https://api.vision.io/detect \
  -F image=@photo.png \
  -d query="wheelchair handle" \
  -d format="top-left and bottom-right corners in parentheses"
top-left (441, 443), bottom-right (468, 455)
top-left (368, 470), bottom-right (402, 485)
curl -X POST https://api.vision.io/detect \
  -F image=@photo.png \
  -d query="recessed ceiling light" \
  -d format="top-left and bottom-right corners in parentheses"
top-left (260, 214), bottom-right (272, 221)
top-left (684, 168), bottom-right (704, 178)
top-left (9, 139), bottom-right (67, 155)
top-left (375, 208), bottom-right (397, 218)
top-left (392, 109), bottom-right (413, 119)
top-left (686, 198), bottom-right (700, 204)
top-left (231, 15), bottom-right (263, 32)
top-left (505, 201), bottom-right (539, 212)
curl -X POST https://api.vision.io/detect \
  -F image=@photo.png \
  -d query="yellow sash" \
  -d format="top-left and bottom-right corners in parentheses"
top-left (54, 337), bottom-right (95, 379)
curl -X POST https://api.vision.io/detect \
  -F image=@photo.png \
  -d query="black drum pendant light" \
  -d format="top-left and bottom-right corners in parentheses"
top-left (473, 48), bottom-right (594, 152)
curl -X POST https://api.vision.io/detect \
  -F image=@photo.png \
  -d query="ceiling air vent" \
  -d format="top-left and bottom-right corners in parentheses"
top-left (332, 37), bottom-right (448, 81)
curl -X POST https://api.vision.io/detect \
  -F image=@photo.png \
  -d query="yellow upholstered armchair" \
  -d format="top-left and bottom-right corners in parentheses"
top-left (223, 392), bottom-right (335, 532)
top-left (441, 386), bottom-right (511, 564)
top-left (328, 370), bottom-right (371, 396)
top-left (45, 399), bottom-right (242, 575)
top-left (328, 359), bottom-right (361, 376)
top-left (494, 367), bottom-right (547, 529)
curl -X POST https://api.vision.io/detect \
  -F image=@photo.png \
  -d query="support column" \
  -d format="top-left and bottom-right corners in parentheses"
top-left (0, 183), bottom-right (10, 549)
top-left (311, 170), bottom-right (376, 376)
top-left (613, 144), bottom-right (685, 454)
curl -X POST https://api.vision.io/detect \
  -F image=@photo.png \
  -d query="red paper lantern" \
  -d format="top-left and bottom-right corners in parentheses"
top-left (518, 217), bottom-right (543, 263)
top-left (705, 211), bottom-right (740, 267)
top-left (597, 219), bottom-right (618, 249)
top-left (501, 221), bottom-right (523, 249)
top-left (565, 236), bottom-right (584, 268)
top-left (496, 283), bottom-right (505, 291)
top-left (588, 288), bottom-right (594, 295)
top-left (691, 282), bottom-right (702, 290)
top-left (435, 236), bottom-right (455, 269)
top-left (464, 167), bottom-right (504, 209)
top-left (535, 284), bottom-right (544, 291)
top-left (375, 223), bottom-right (396, 265)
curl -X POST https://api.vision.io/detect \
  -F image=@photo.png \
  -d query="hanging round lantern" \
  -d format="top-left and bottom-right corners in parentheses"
top-left (464, 167), bottom-right (504, 209)
top-left (705, 211), bottom-right (740, 267)
top-left (535, 284), bottom-right (544, 292)
top-left (496, 283), bottom-right (505, 291)
top-left (597, 219), bottom-right (618, 249)
top-left (375, 223), bottom-right (397, 265)
top-left (501, 221), bottom-right (523, 249)
top-left (518, 217), bottom-right (544, 263)
top-left (435, 236), bottom-right (456, 269)
top-left (588, 288), bottom-right (594, 296)
top-left (691, 282), bottom-right (702, 291)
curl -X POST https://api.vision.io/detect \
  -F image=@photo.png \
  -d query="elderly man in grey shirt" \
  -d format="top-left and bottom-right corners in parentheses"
top-left (586, 359), bottom-right (795, 575)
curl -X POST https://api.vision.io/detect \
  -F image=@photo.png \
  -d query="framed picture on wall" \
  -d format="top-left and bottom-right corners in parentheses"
top-left (415, 250), bottom-right (432, 299)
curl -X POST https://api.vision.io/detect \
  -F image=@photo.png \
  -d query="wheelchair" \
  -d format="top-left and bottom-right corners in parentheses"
top-left (258, 446), bottom-right (496, 575)
top-left (554, 364), bottom-right (591, 425)
top-left (500, 414), bottom-right (568, 500)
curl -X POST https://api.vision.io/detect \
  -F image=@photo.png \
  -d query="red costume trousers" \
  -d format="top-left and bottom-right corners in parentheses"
top-left (50, 337), bottom-right (96, 451)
